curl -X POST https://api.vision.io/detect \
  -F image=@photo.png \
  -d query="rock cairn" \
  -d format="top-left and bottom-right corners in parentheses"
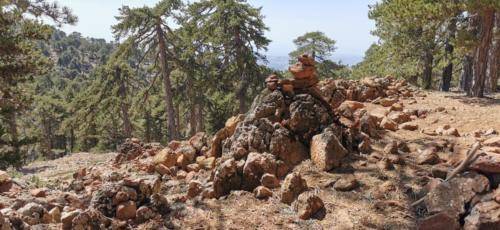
top-left (211, 55), bottom-right (352, 200)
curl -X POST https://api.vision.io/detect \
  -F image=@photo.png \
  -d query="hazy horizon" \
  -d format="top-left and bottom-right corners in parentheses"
top-left (53, 0), bottom-right (378, 65)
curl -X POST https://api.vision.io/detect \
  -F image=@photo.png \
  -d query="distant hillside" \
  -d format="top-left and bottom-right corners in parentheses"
top-left (265, 54), bottom-right (363, 70)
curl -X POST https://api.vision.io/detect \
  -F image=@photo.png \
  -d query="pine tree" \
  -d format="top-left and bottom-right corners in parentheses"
top-left (187, 0), bottom-right (270, 114)
top-left (113, 0), bottom-right (183, 140)
top-left (289, 31), bottom-right (347, 78)
top-left (0, 0), bottom-right (76, 168)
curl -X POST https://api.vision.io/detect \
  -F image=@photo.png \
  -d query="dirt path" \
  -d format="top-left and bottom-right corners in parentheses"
top-left (20, 152), bottom-right (117, 183)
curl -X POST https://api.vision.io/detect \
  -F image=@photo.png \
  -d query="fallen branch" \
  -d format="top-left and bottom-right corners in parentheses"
top-left (411, 142), bottom-right (482, 207)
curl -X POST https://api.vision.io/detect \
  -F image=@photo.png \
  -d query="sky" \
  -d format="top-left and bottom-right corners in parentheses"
top-left (54, 0), bottom-right (379, 65)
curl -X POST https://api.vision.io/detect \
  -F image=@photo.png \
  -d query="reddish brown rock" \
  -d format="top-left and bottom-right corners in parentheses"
top-left (379, 98), bottom-right (398, 107)
top-left (333, 177), bottom-right (358, 191)
top-left (155, 164), bottom-right (171, 176)
top-left (464, 201), bottom-right (500, 230)
top-left (0, 170), bottom-right (11, 184)
top-left (254, 186), bottom-right (273, 199)
top-left (136, 206), bottom-right (155, 223)
top-left (30, 188), bottom-right (48, 197)
top-left (310, 130), bottom-right (348, 171)
top-left (187, 180), bottom-right (203, 198)
top-left (417, 147), bottom-right (440, 165)
top-left (380, 117), bottom-right (398, 131)
top-left (399, 122), bottom-right (418, 131)
top-left (61, 210), bottom-right (81, 230)
top-left (418, 212), bottom-right (460, 230)
top-left (384, 141), bottom-right (398, 155)
top-left (280, 173), bottom-right (308, 204)
top-left (293, 192), bottom-right (325, 220)
top-left (242, 152), bottom-right (278, 190)
top-left (48, 207), bottom-right (61, 223)
top-left (425, 172), bottom-right (490, 218)
top-left (153, 148), bottom-right (177, 167)
top-left (469, 152), bottom-right (500, 174)
top-left (358, 139), bottom-right (372, 154)
top-left (261, 173), bottom-right (280, 189)
top-left (387, 111), bottom-right (411, 124)
top-left (116, 201), bottom-right (137, 220)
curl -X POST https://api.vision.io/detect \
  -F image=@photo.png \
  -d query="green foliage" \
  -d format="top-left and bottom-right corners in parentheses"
top-left (289, 31), bottom-right (336, 62)
top-left (0, 0), bottom-right (76, 169)
top-left (357, 0), bottom-right (499, 90)
top-left (289, 31), bottom-right (348, 79)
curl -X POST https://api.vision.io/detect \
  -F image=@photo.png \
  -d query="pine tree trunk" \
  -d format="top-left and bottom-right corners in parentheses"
top-left (188, 107), bottom-right (196, 136)
top-left (186, 77), bottom-right (196, 136)
top-left (440, 18), bottom-right (456, 92)
top-left (238, 81), bottom-right (247, 114)
top-left (470, 8), bottom-right (495, 97)
top-left (156, 19), bottom-right (178, 140)
top-left (460, 55), bottom-right (474, 93)
top-left (175, 103), bottom-right (180, 137)
top-left (41, 114), bottom-right (53, 158)
top-left (422, 50), bottom-right (434, 90)
top-left (235, 29), bottom-right (248, 114)
top-left (5, 110), bottom-right (21, 166)
top-left (489, 14), bottom-right (500, 93)
top-left (144, 109), bottom-right (152, 143)
top-left (195, 100), bottom-right (204, 133)
top-left (69, 128), bottom-right (75, 152)
top-left (116, 66), bottom-right (133, 138)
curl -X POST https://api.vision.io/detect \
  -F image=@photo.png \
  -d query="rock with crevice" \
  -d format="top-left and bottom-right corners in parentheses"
top-left (464, 201), bottom-right (500, 230)
top-left (280, 173), bottom-right (308, 205)
top-left (293, 192), bottom-right (325, 220)
top-left (310, 128), bottom-right (348, 171)
top-left (425, 172), bottom-right (490, 218)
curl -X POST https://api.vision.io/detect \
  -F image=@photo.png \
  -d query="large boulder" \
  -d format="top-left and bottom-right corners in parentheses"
top-left (213, 159), bottom-right (241, 198)
top-left (269, 126), bottom-right (308, 168)
top-left (189, 132), bottom-right (208, 152)
top-left (153, 148), bottom-right (177, 168)
top-left (310, 128), bottom-right (348, 171)
top-left (208, 114), bottom-right (245, 157)
top-left (287, 94), bottom-right (333, 142)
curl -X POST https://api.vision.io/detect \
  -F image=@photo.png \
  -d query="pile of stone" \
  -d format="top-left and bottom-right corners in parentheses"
top-left (317, 75), bottom-right (426, 132)
top-left (151, 132), bottom-right (214, 177)
top-left (418, 171), bottom-right (500, 229)
top-left (208, 55), bottom-right (353, 218)
top-left (319, 76), bottom-right (415, 107)
top-left (415, 136), bottom-right (500, 229)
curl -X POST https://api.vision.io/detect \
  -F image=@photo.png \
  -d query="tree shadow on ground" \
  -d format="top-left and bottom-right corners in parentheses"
top-left (444, 94), bottom-right (500, 107)
top-left (19, 165), bottom-right (53, 174)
